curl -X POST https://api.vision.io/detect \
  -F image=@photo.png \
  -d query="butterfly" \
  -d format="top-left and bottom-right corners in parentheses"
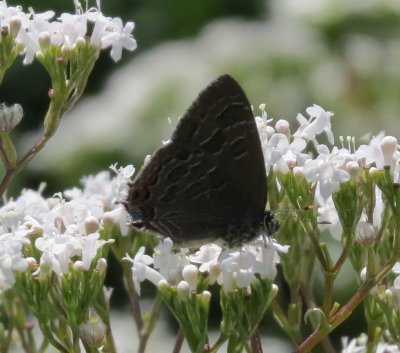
top-left (124, 74), bottom-right (278, 248)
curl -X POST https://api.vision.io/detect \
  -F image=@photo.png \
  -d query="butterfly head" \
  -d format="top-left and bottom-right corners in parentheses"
top-left (263, 211), bottom-right (280, 236)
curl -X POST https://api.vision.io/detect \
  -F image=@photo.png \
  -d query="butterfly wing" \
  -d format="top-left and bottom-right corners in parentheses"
top-left (126, 75), bottom-right (266, 247)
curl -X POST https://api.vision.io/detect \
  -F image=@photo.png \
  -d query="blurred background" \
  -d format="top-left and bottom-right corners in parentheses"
top-left (3, 0), bottom-right (400, 351)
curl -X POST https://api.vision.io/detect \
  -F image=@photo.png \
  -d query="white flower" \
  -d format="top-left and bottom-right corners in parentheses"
top-left (316, 196), bottom-right (342, 240)
top-left (253, 246), bottom-right (282, 280)
top-left (303, 145), bottom-right (350, 199)
top-left (218, 251), bottom-right (257, 292)
top-left (0, 231), bottom-right (29, 290)
top-left (341, 334), bottom-right (400, 353)
top-left (0, 2), bottom-right (136, 64)
top-left (355, 132), bottom-right (386, 169)
top-left (153, 238), bottom-right (189, 284)
top-left (89, 11), bottom-right (111, 47)
top-left (124, 247), bottom-right (164, 295)
top-left (17, 11), bottom-right (57, 64)
top-left (293, 104), bottom-right (334, 148)
top-left (277, 136), bottom-right (309, 172)
top-left (261, 133), bottom-right (289, 173)
top-left (58, 13), bottom-right (87, 49)
top-left (102, 206), bottom-right (130, 235)
top-left (109, 163), bottom-right (135, 201)
top-left (100, 18), bottom-right (136, 61)
top-left (80, 232), bottom-right (107, 270)
top-left (247, 238), bottom-right (289, 280)
top-left (35, 233), bottom-right (81, 274)
top-left (189, 244), bottom-right (222, 273)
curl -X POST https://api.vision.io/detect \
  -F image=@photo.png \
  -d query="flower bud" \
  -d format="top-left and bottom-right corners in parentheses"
top-left (201, 290), bottom-right (211, 303)
top-left (96, 258), bottom-right (107, 273)
top-left (73, 261), bottom-right (84, 272)
top-left (392, 262), bottom-right (400, 274)
top-left (79, 315), bottom-right (106, 348)
top-left (182, 264), bottom-right (198, 290)
top-left (102, 211), bottom-right (116, 229)
top-left (0, 103), bottom-right (23, 132)
top-left (292, 166), bottom-right (305, 180)
top-left (26, 223), bottom-right (43, 239)
top-left (356, 221), bottom-right (378, 246)
top-left (75, 36), bottom-right (86, 48)
top-left (272, 163), bottom-right (283, 175)
top-left (380, 136), bottom-right (398, 167)
top-left (346, 161), bottom-right (360, 177)
top-left (85, 216), bottom-right (99, 234)
top-left (177, 280), bottom-right (191, 300)
top-left (9, 16), bottom-right (21, 38)
top-left (38, 32), bottom-right (51, 52)
top-left (25, 257), bottom-right (38, 270)
top-left (157, 279), bottom-right (170, 291)
top-left (360, 267), bottom-right (367, 282)
top-left (275, 119), bottom-right (290, 136)
top-left (265, 125), bottom-right (275, 139)
top-left (369, 167), bottom-right (378, 176)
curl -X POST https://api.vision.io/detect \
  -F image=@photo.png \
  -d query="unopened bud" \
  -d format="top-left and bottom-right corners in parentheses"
top-left (95, 258), bottom-right (107, 273)
top-left (38, 32), bottom-right (51, 52)
top-left (356, 221), bottom-right (378, 246)
top-left (0, 103), bottom-right (23, 132)
top-left (177, 280), bottom-right (191, 300)
top-left (182, 264), bottom-right (198, 290)
top-left (9, 16), bottom-right (21, 38)
top-left (275, 119), bottom-right (290, 136)
top-left (381, 136), bottom-right (398, 168)
top-left (79, 315), bottom-right (106, 348)
top-left (85, 216), bottom-right (99, 234)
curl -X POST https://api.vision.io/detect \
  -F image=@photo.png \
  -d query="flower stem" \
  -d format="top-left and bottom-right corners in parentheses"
top-left (250, 330), bottom-right (263, 353)
top-left (121, 261), bottom-right (143, 333)
top-left (172, 329), bottom-right (185, 353)
top-left (138, 292), bottom-right (163, 353)
top-left (294, 257), bottom-right (397, 353)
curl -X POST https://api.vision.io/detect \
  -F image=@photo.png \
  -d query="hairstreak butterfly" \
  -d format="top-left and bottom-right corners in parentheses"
top-left (124, 74), bottom-right (278, 247)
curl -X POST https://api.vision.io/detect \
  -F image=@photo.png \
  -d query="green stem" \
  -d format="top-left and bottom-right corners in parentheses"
top-left (333, 229), bottom-right (354, 273)
top-left (172, 329), bottom-right (185, 353)
top-left (209, 334), bottom-right (229, 353)
top-left (304, 222), bottom-right (330, 272)
top-left (271, 299), bottom-right (301, 343)
top-left (138, 293), bottom-right (163, 353)
top-left (0, 49), bottom-right (97, 198)
top-left (121, 261), bottom-right (143, 332)
top-left (294, 257), bottom-right (397, 353)
top-left (250, 330), bottom-right (263, 353)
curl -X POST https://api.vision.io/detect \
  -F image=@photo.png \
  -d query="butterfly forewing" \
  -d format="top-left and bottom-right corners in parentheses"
top-left (126, 74), bottom-right (267, 247)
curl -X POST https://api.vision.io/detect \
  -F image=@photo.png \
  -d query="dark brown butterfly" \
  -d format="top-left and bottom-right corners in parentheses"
top-left (124, 75), bottom-right (277, 247)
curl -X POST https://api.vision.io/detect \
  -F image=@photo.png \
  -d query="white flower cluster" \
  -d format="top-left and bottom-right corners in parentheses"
top-left (341, 334), bottom-right (400, 353)
top-left (257, 104), bottom-right (399, 239)
top-left (0, 1), bottom-right (136, 63)
top-left (125, 237), bottom-right (289, 294)
top-left (0, 164), bottom-right (134, 291)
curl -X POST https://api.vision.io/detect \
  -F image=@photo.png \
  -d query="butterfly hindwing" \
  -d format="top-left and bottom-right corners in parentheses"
top-left (126, 75), bottom-right (267, 247)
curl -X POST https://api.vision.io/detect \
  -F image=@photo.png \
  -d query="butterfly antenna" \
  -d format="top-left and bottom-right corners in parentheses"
top-left (274, 205), bottom-right (331, 225)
